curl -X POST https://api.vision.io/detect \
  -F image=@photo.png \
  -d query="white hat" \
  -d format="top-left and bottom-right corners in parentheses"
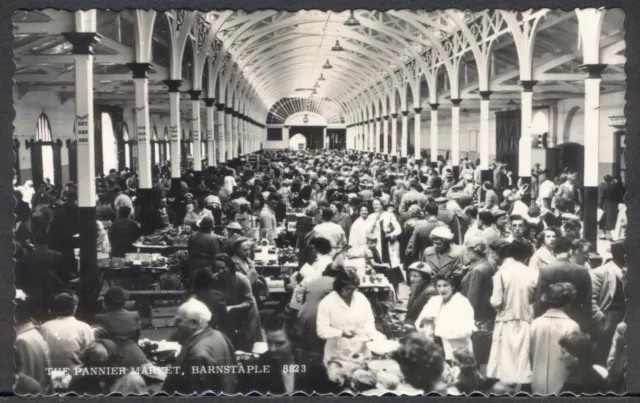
top-left (430, 226), bottom-right (454, 240)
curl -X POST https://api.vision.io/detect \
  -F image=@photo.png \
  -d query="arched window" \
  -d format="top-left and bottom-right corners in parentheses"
top-left (154, 127), bottom-right (160, 165)
top-left (123, 123), bottom-right (131, 169)
top-left (36, 113), bottom-right (55, 185)
top-left (101, 112), bottom-right (118, 174)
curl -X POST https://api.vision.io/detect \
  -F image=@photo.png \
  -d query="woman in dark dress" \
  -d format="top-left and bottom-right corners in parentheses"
top-left (405, 262), bottom-right (436, 324)
top-left (598, 175), bottom-right (618, 240)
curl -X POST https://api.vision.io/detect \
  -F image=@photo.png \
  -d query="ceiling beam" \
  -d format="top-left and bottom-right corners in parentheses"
top-left (13, 17), bottom-right (74, 35)
top-left (15, 53), bottom-right (135, 65)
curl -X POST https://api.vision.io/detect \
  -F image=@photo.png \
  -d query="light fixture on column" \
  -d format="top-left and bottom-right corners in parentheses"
top-left (318, 73), bottom-right (326, 81)
top-left (331, 40), bottom-right (344, 51)
top-left (314, 82), bottom-right (320, 88)
top-left (323, 60), bottom-right (333, 69)
top-left (344, 10), bottom-right (361, 27)
top-left (311, 89), bottom-right (318, 95)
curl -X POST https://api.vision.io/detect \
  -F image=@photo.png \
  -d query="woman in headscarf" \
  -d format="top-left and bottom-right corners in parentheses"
top-left (210, 254), bottom-right (264, 352)
top-left (460, 236), bottom-right (496, 372)
top-left (230, 236), bottom-right (268, 307)
top-left (405, 262), bottom-right (436, 324)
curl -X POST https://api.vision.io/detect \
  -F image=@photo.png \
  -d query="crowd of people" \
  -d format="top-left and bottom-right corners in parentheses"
top-left (13, 148), bottom-right (627, 395)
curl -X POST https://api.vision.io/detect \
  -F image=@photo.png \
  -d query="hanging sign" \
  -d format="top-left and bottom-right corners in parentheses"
top-left (136, 124), bottom-right (147, 143)
top-left (207, 129), bottom-right (214, 141)
top-left (192, 128), bottom-right (200, 142)
top-left (170, 126), bottom-right (179, 143)
top-left (75, 114), bottom-right (89, 145)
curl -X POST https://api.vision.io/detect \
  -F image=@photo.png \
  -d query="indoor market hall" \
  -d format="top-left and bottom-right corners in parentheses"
top-left (12, 9), bottom-right (627, 396)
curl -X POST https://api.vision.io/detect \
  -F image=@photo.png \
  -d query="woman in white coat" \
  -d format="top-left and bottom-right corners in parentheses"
top-left (367, 198), bottom-right (404, 293)
top-left (316, 270), bottom-right (385, 365)
top-left (415, 271), bottom-right (475, 363)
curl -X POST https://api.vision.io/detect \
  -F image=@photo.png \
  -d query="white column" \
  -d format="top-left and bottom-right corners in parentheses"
top-left (190, 91), bottom-right (202, 173)
top-left (479, 91), bottom-right (492, 170)
top-left (216, 104), bottom-right (226, 163)
top-left (430, 104), bottom-right (439, 163)
top-left (414, 107), bottom-right (423, 161)
top-left (70, 35), bottom-right (97, 207)
top-left (166, 81), bottom-right (182, 180)
top-left (134, 77), bottom-right (152, 189)
top-left (581, 63), bottom-right (607, 249)
top-left (401, 111), bottom-right (409, 158)
top-left (519, 81), bottom-right (536, 180)
top-left (225, 109), bottom-right (233, 160)
top-left (451, 99), bottom-right (461, 173)
top-left (382, 116), bottom-right (389, 154)
top-left (391, 114), bottom-right (398, 155)
top-left (375, 118), bottom-right (381, 153)
top-left (205, 101), bottom-right (216, 167)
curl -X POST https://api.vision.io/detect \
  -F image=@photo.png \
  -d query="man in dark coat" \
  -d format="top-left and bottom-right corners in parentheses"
top-left (47, 190), bottom-right (80, 282)
top-left (163, 298), bottom-right (238, 394)
top-left (405, 201), bottom-right (445, 268)
top-left (108, 206), bottom-right (140, 258)
top-left (19, 215), bottom-right (66, 322)
top-left (149, 197), bottom-right (176, 233)
top-left (533, 236), bottom-right (594, 334)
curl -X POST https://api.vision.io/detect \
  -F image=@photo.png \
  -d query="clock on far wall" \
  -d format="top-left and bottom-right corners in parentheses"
top-left (303, 114), bottom-right (309, 123)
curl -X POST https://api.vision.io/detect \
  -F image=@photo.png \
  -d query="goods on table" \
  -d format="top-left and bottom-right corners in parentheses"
top-left (327, 342), bottom-right (406, 392)
top-left (167, 250), bottom-right (189, 269)
top-left (277, 247), bottom-right (297, 265)
top-left (123, 253), bottom-right (166, 268)
top-left (136, 226), bottom-right (193, 246)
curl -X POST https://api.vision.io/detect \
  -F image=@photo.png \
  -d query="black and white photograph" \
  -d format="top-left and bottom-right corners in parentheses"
top-left (11, 8), bottom-right (628, 396)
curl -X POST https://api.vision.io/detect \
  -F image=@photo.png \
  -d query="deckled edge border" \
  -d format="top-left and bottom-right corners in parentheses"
top-left (1, 0), bottom-right (638, 399)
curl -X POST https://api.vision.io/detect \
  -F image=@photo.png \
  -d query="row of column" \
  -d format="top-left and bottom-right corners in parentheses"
top-left (349, 68), bottom-right (606, 250)
top-left (62, 14), bottom-right (264, 318)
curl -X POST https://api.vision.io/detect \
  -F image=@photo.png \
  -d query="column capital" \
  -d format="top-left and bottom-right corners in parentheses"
top-left (401, 111), bottom-right (410, 117)
top-left (451, 98), bottom-right (463, 106)
top-left (518, 80), bottom-right (537, 92)
top-left (202, 98), bottom-right (216, 107)
top-left (391, 113), bottom-right (399, 119)
top-left (125, 62), bottom-right (152, 79)
top-left (62, 32), bottom-right (102, 55)
top-left (383, 115), bottom-right (389, 120)
top-left (284, 125), bottom-right (291, 129)
top-left (215, 103), bottom-right (225, 111)
top-left (224, 107), bottom-right (234, 114)
top-left (369, 119), bottom-right (375, 123)
top-left (429, 104), bottom-right (439, 111)
top-left (164, 79), bottom-right (183, 93)
top-left (188, 90), bottom-right (202, 100)
top-left (375, 117), bottom-right (382, 122)
top-left (479, 91), bottom-right (493, 100)
top-left (414, 107), bottom-right (424, 113)
top-left (580, 64), bottom-right (608, 79)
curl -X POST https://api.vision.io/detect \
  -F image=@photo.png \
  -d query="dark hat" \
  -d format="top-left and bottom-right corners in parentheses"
top-left (104, 287), bottom-right (128, 307)
top-left (199, 216), bottom-right (215, 229)
top-left (492, 209), bottom-right (508, 219)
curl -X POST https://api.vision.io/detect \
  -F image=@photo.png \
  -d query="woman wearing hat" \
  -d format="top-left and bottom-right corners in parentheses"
top-left (415, 271), bottom-right (475, 362)
top-left (405, 262), bottom-right (437, 324)
top-left (422, 226), bottom-right (464, 277)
